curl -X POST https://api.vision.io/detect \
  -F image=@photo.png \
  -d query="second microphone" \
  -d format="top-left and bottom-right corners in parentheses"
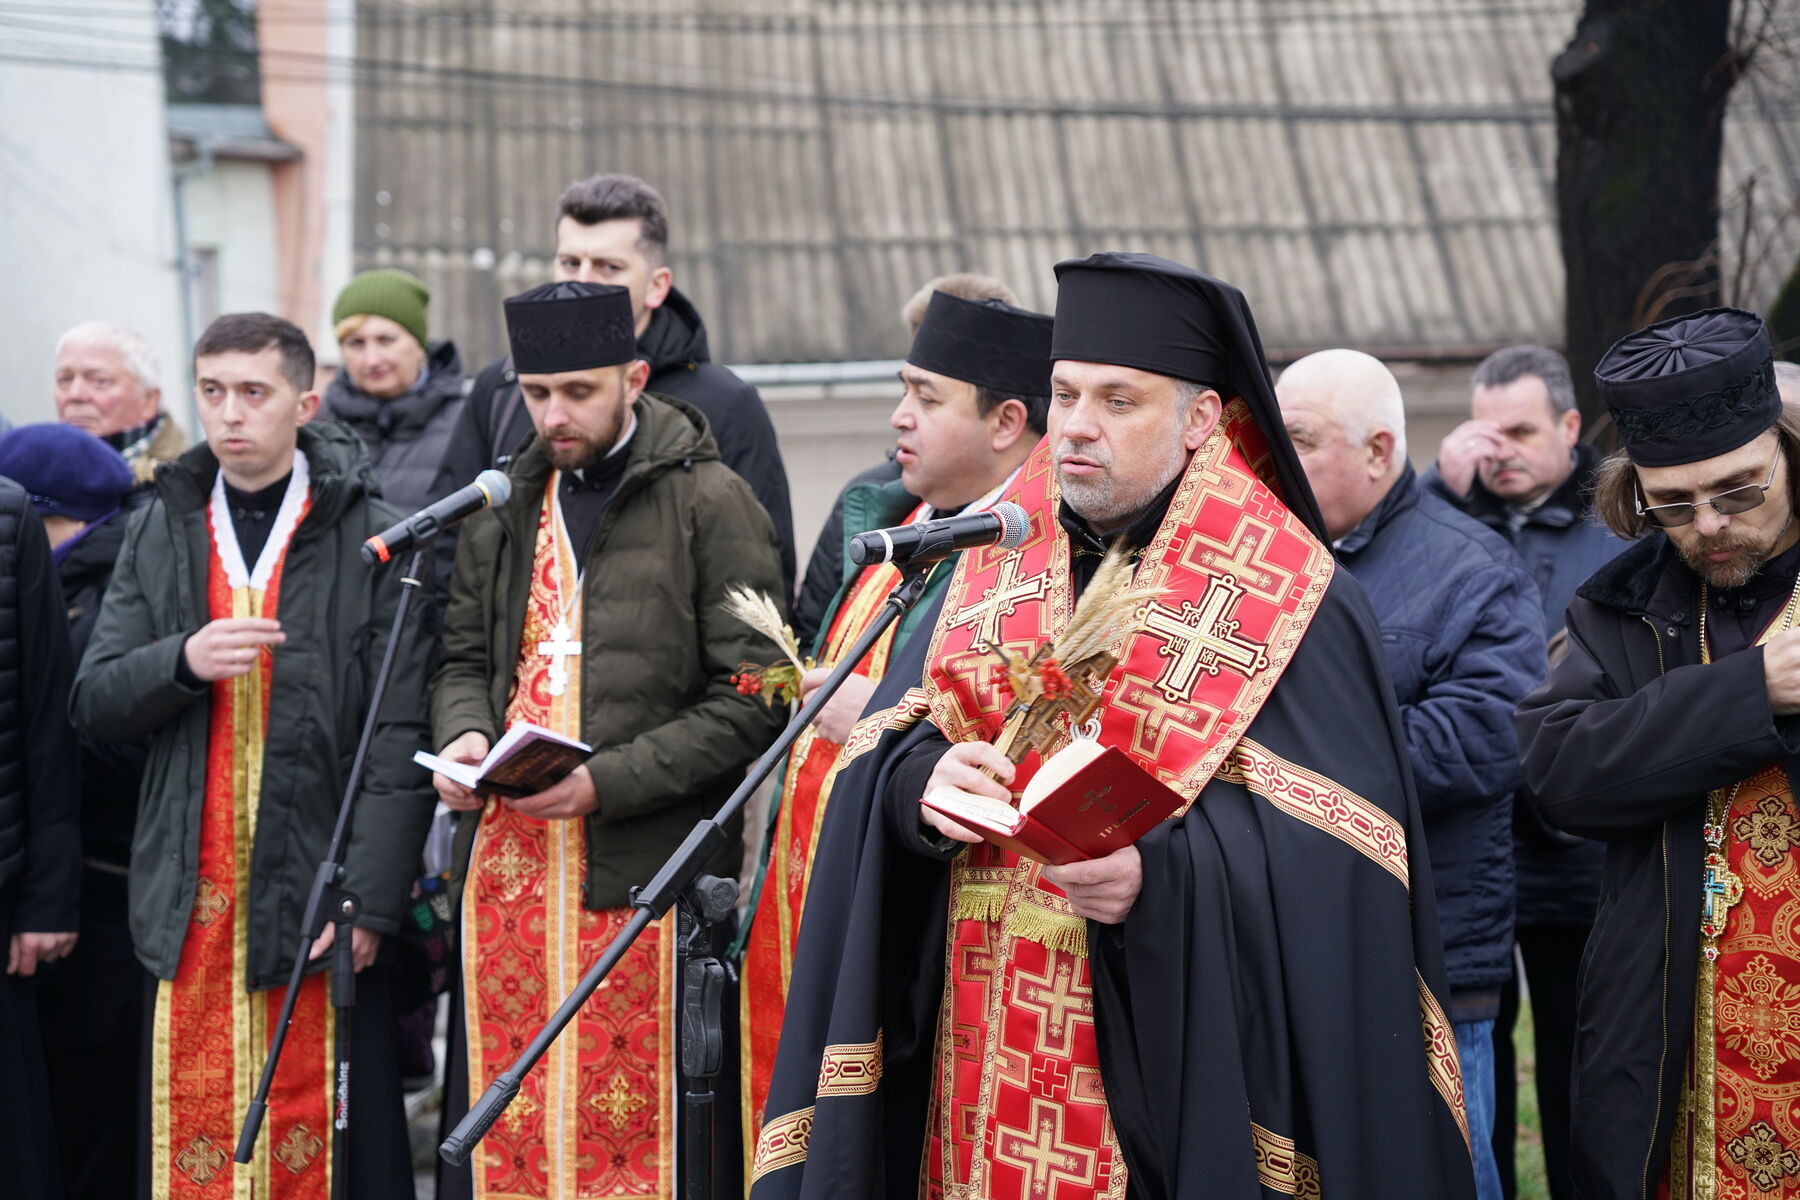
top-left (849, 501), bottom-right (1031, 567)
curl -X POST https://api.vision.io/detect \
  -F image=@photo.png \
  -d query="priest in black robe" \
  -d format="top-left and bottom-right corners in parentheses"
top-left (1515, 308), bottom-right (1800, 1198)
top-left (750, 253), bottom-right (1475, 1199)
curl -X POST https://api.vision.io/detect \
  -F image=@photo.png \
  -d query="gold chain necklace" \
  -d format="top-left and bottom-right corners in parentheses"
top-left (1696, 571), bottom-right (1800, 959)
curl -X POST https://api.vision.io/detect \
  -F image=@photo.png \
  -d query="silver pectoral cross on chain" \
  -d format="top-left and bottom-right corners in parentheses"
top-left (538, 620), bottom-right (582, 697)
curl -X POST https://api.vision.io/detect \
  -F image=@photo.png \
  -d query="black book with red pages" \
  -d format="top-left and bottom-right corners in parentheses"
top-left (921, 737), bottom-right (1185, 865)
top-left (414, 722), bottom-right (591, 800)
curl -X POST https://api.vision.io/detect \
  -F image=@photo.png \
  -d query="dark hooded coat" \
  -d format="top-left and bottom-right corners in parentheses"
top-left (1516, 535), bottom-right (1800, 1198)
top-left (321, 337), bottom-right (468, 512)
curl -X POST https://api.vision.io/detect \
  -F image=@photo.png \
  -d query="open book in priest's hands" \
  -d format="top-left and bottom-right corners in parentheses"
top-left (414, 723), bottom-right (592, 799)
top-left (921, 736), bottom-right (1185, 866)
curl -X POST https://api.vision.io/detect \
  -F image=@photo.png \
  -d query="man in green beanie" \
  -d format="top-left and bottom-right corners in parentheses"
top-left (322, 267), bottom-right (467, 511)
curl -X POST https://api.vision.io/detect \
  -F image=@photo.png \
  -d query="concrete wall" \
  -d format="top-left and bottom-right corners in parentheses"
top-left (183, 160), bottom-right (284, 318)
top-left (0, 0), bottom-right (185, 427)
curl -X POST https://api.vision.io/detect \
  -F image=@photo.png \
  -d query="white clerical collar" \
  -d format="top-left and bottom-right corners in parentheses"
top-left (209, 449), bottom-right (309, 590)
top-left (570, 411), bottom-right (638, 484)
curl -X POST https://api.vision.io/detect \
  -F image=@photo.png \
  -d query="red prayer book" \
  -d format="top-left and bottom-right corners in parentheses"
top-left (921, 738), bottom-right (1185, 865)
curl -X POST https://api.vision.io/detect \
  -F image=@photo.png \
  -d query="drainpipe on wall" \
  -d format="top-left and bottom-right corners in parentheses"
top-left (170, 138), bottom-right (214, 437)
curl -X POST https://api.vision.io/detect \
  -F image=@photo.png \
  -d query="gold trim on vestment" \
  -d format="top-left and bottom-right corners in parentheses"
top-left (835, 686), bottom-right (934, 766)
top-left (750, 1106), bottom-right (815, 1182)
top-left (816, 1031), bottom-right (884, 1098)
top-left (1223, 738), bottom-right (1410, 891)
top-left (1250, 1122), bottom-right (1323, 1199)
top-left (1418, 971), bottom-right (1471, 1150)
top-left (1667, 582), bottom-right (1800, 1200)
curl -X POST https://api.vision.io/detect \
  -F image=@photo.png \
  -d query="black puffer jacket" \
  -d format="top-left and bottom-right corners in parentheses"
top-left (0, 478), bottom-right (79, 936)
top-left (431, 289), bottom-right (797, 590)
top-left (69, 423), bottom-right (437, 988)
top-left (320, 338), bottom-right (467, 512)
top-left (56, 511), bottom-right (144, 870)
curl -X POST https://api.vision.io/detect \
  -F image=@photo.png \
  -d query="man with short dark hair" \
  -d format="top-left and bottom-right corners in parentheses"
top-left (71, 312), bottom-right (436, 1199)
top-left (1517, 308), bottom-right (1800, 1197)
top-left (791, 271), bottom-right (1021, 643)
top-left (738, 286), bottom-right (1052, 1156)
top-left (1428, 344), bottom-right (1624, 1200)
top-left (435, 172), bottom-right (796, 588)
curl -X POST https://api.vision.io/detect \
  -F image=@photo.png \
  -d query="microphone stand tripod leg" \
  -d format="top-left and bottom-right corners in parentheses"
top-left (677, 875), bottom-right (734, 1200)
top-left (329, 898), bottom-right (358, 1200)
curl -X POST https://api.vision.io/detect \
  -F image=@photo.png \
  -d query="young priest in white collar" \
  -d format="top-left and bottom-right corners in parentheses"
top-left (70, 312), bottom-right (436, 1199)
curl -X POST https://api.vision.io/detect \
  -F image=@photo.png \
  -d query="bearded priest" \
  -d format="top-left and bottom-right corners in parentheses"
top-left (750, 252), bottom-right (1476, 1199)
top-left (429, 281), bottom-right (786, 1200)
top-left (1516, 308), bottom-right (1800, 1198)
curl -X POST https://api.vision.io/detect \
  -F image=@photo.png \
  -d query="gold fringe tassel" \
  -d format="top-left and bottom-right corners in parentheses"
top-left (1003, 905), bottom-right (1089, 958)
top-left (948, 883), bottom-right (1007, 924)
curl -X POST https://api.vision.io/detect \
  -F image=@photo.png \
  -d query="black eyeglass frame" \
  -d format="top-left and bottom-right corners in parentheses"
top-left (1635, 448), bottom-right (1783, 529)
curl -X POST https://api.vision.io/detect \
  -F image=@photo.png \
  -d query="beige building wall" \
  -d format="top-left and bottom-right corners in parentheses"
top-left (0, 0), bottom-right (185, 427)
top-left (260, 0), bottom-right (356, 364)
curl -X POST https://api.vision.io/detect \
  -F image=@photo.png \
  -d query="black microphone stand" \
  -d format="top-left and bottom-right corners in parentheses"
top-left (442, 561), bottom-right (935, 1198)
top-left (234, 545), bottom-right (431, 1200)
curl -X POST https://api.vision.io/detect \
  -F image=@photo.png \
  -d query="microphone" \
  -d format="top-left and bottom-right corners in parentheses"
top-left (362, 470), bottom-right (512, 565)
top-left (849, 500), bottom-right (1030, 567)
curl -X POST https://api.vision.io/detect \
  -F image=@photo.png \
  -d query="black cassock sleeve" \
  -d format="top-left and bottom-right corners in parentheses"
top-left (1091, 574), bottom-right (1476, 1200)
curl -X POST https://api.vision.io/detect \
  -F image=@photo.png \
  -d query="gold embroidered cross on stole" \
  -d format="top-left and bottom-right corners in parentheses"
top-left (538, 620), bottom-right (581, 697)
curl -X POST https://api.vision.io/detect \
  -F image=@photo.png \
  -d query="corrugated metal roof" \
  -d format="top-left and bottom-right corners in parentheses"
top-left (355, 0), bottom-right (1800, 368)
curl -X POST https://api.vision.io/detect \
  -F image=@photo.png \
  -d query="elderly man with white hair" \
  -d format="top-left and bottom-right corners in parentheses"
top-left (1276, 348), bottom-right (1545, 1200)
top-left (54, 321), bottom-right (187, 503)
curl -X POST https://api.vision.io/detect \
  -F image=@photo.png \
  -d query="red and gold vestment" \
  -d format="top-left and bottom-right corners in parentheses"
top-left (918, 407), bottom-right (1331, 1200)
top-left (151, 469), bottom-right (329, 1200)
top-left (462, 479), bottom-right (676, 1200)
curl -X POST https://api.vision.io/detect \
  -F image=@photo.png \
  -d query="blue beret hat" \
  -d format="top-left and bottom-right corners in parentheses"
top-left (0, 423), bottom-right (133, 522)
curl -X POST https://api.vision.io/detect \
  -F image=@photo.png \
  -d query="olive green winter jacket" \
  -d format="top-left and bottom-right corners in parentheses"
top-left (69, 422), bottom-right (437, 989)
top-left (431, 392), bottom-right (787, 909)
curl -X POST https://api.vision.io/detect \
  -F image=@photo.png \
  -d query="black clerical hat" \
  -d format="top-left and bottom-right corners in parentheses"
top-left (905, 291), bottom-right (1054, 397)
top-left (504, 281), bottom-right (638, 374)
top-left (1049, 251), bottom-right (1327, 541)
top-left (1596, 308), bottom-right (1778, 467)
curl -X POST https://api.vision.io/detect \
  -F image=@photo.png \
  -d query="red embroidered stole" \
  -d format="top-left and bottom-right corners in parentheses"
top-left (739, 503), bottom-right (924, 1166)
top-left (462, 477), bottom-right (676, 1200)
top-left (920, 405), bottom-right (1332, 1200)
top-left (152, 500), bottom-right (330, 1200)
top-left (1665, 760), bottom-right (1800, 1198)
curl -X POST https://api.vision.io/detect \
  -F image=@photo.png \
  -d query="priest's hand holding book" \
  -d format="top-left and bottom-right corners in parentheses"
top-left (919, 740), bottom-right (1146, 925)
top-left (424, 723), bottom-right (597, 818)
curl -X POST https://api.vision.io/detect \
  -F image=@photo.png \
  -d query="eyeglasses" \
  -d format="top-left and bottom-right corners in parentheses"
top-left (1635, 450), bottom-right (1782, 529)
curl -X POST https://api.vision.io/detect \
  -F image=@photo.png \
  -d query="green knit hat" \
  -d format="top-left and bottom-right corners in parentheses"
top-left (333, 269), bottom-right (431, 348)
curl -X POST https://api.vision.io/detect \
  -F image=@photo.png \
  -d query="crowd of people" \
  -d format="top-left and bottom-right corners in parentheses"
top-left (6, 169), bottom-right (1800, 1200)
